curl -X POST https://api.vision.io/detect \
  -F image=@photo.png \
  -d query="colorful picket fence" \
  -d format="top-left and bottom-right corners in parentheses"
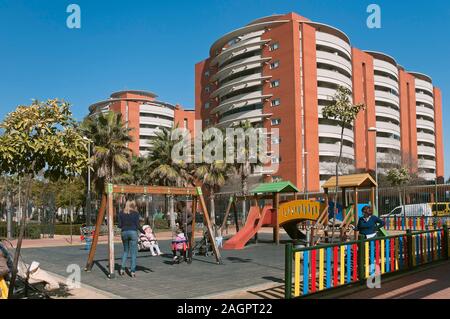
top-left (285, 226), bottom-right (449, 298)
top-left (383, 216), bottom-right (450, 231)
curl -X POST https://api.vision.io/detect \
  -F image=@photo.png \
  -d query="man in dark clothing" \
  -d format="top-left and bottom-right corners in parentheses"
top-left (356, 206), bottom-right (385, 239)
top-left (176, 201), bottom-right (193, 263)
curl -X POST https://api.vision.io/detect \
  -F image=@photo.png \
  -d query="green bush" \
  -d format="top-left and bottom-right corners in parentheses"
top-left (153, 219), bottom-right (170, 230)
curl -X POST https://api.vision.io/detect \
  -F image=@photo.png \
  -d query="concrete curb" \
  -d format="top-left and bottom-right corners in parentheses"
top-left (194, 281), bottom-right (283, 299)
top-left (46, 270), bottom-right (124, 299)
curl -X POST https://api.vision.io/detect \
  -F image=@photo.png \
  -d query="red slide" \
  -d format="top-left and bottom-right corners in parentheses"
top-left (223, 205), bottom-right (272, 250)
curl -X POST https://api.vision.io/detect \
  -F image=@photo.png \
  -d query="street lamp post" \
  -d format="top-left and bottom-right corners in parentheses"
top-left (368, 127), bottom-right (378, 213)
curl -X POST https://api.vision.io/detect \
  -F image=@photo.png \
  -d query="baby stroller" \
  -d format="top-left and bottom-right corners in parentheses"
top-left (192, 228), bottom-right (214, 257)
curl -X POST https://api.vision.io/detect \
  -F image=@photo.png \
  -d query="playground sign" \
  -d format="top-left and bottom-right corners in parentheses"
top-left (278, 200), bottom-right (320, 225)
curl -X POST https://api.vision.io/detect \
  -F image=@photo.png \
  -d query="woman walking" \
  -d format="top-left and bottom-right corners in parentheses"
top-left (118, 200), bottom-right (143, 277)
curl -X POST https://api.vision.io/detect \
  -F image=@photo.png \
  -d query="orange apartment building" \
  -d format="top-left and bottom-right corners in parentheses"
top-left (195, 12), bottom-right (444, 192)
top-left (89, 90), bottom-right (195, 156)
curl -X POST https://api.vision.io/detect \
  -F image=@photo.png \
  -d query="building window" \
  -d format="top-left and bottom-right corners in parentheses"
top-left (205, 86), bottom-right (210, 93)
top-left (204, 70), bottom-right (210, 78)
top-left (184, 119), bottom-right (188, 129)
top-left (204, 102), bottom-right (210, 109)
top-left (269, 42), bottom-right (279, 51)
top-left (271, 98), bottom-right (281, 107)
top-left (204, 119), bottom-right (210, 126)
top-left (271, 136), bottom-right (281, 144)
top-left (270, 80), bottom-right (280, 88)
top-left (271, 118), bottom-right (281, 126)
top-left (270, 60), bottom-right (280, 70)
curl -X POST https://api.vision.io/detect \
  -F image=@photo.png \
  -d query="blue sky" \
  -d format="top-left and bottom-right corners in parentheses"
top-left (0, 0), bottom-right (449, 178)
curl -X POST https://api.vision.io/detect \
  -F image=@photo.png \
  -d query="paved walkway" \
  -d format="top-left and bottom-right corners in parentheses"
top-left (340, 261), bottom-right (450, 299)
top-left (18, 232), bottom-right (290, 299)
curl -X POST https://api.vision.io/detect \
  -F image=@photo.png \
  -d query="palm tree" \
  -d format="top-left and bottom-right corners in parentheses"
top-left (147, 127), bottom-right (193, 230)
top-left (193, 160), bottom-right (232, 236)
top-left (228, 120), bottom-right (264, 221)
top-left (147, 127), bottom-right (192, 187)
top-left (81, 111), bottom-right (133, 195)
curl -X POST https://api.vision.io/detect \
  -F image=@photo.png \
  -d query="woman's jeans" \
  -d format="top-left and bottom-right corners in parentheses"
top-left (121, 230), bottom-right (138, 272)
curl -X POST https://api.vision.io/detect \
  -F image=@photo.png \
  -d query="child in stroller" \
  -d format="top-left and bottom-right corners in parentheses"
top-left (138, 225), bottom-right (162, 256)
top-left (171, 228), bottom-right (189, 264)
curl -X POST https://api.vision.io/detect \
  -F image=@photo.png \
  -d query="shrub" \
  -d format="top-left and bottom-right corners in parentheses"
top-left (153, 219), bottom-right (170, 230)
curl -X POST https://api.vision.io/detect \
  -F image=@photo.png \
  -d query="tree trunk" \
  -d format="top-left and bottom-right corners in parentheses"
top-left (8, 173), bottom-right (33, 298)
top-left (6, 190), bottom-right (12, 240)
top-left (331, 124), bottom-right (345, 243)
top-left (169, 196), bottom-right (176, 232)
top-left (241, 169), bottom-right (248, 224)
top-left (210, 190), bottom-right (216, 237)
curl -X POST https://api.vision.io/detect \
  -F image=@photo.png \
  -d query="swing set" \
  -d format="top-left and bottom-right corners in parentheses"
top-left (84, 183), bottom-right (221, 278)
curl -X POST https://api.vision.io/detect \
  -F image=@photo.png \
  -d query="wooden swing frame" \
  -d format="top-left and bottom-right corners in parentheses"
top-left (84, 184), bottom-right (221, 278)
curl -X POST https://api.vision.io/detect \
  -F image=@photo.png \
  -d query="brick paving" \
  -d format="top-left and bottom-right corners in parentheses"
top-left (19, 232), bottom-right (290, 299)
top-left (340, 261), bottom-right (450, 299)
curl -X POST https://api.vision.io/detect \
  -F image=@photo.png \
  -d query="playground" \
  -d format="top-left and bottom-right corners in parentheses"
top-left (2, 174), bottom-right (449, 299)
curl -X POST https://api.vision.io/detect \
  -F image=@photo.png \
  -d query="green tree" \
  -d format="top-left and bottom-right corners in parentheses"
top-left (81, 111), bottom-right (133, 194)
top-left (321, 86), bottom-right (365, 241)
top-left (227, 121), bottom-right (265, 220)
top-left (0, 99), bottom-right (89, 297)
top-left (193, 160), bottom-right (233, 236)
top-left (147, 127), bottom-right (193, 230)
top-left (147, 127), bottom-right (192, 187)
top-left (386, 167), bottom-right (411, 207)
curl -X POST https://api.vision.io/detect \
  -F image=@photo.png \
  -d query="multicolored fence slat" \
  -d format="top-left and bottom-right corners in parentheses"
top-left (286, 227), bottom-right (449, 298)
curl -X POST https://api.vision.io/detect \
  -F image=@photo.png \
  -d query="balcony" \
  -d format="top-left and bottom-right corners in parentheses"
top-left (139, 116), bottom-right (173, 128)
top-left (373, 59), bottom-right (399, 79)
top-left (415, 78), bottom-right (434, 95)
top-left (418, 159), bottom-right (436, 170)
top-left (376, 105), bottom-right (400, 121)
top-left (415, 92), bottom-right (434, 105)
top-left (416, 118), bottom-right (435, 132)
top-left (316, 50), bottom-right (352, 75)
top-left (211, 56), bottom-right (270, 83)
top-left (416, 104), bottom-right (435, 118)
top-left (376, 137), bottom-right (401, 149)
top-left (375, 90), bottom-right (400, 106)
top-left (315, 31), bottom-right (352, 60)
top-left (374, 75), bottom-right (399, 91)
top-left (418, 172), bottom-right (436, 181)
top-left (376, 121), bottom-right (401, 134)
top-left (417, 132), bottom-right (435, 144)
top-left (318, 124), bottom-right (354, 143)
top-left (317, 68), bottom-right (352, 90)
top-left (319, 143), bottom-right (354, 160)
top-left (210, 73), bottom-right (270, 99)
top-left (417, 145), bottom-right (436, 157)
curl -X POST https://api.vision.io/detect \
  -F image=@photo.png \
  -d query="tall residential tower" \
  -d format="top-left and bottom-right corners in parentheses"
top-left (195, 12), bottom-right (444, 191)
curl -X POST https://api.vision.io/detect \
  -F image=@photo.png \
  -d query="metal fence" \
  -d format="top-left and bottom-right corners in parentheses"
top-left (383, 216), bottom-right (450, 231)
top-left (285, 226), bottom-right (450, 298)
top-left (277, 184), bottom-right (450, 216)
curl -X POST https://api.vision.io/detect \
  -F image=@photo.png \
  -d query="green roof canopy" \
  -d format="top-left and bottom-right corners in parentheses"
top-left (250, 181), bottom-right (299, 194)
